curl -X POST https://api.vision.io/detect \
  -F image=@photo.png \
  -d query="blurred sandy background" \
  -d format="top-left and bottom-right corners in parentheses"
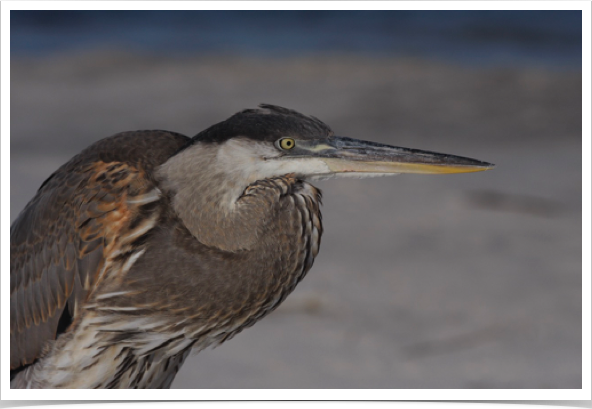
top-left (10, 11), bottom-right (582, 388)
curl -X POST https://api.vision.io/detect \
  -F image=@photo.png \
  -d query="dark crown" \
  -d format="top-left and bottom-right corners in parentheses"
top-left (192, 104), bottom-right (333, 144)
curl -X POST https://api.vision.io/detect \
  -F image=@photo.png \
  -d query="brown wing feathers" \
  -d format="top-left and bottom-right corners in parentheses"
top-left (10, 131), bottom-right (189, 371)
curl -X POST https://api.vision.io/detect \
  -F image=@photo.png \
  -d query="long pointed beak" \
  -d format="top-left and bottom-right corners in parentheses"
top-left (292, 136), bottom-right (494, 176)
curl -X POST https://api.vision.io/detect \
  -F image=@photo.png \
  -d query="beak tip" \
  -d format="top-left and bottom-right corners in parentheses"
top-left (468, 162), bottom-right (495, 173)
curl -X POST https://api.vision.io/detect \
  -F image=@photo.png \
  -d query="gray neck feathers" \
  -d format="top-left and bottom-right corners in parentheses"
top-left (156, 143), bottom-right (267, 252)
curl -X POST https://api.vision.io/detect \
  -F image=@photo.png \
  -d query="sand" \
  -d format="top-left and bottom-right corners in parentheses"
top-left (10, 51), bottom-right (582, 388)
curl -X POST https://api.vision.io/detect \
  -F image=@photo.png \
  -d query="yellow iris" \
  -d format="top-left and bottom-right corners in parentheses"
top-left (279, 138), bottom-right (295, 150)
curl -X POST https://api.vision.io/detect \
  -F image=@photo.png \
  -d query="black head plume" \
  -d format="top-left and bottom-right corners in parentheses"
top-left (192, 104), bottom-right (333, 145)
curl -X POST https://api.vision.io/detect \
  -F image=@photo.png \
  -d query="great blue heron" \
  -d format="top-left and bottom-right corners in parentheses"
top-left (10, 104), bottom-right (493, 388)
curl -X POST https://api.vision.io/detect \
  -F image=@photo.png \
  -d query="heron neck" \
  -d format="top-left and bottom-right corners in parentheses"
top-left (157, 143), bottom-right (271, 251)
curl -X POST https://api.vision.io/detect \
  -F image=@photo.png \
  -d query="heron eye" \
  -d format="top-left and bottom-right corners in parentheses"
top-left (279, 138), bottom-right (296, 150)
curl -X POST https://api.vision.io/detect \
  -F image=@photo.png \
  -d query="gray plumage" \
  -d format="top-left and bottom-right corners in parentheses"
top-left (10, 104), bottom-right (493, 388)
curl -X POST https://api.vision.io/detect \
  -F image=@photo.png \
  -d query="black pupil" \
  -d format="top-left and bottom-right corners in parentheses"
top-left (286, 140), bottom-right (292, 147)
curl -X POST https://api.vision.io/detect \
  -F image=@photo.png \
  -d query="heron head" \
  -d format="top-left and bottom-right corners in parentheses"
top-left (189, 104), bottom-right (494, 183)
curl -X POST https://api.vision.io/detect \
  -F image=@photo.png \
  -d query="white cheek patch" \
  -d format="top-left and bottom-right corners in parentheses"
top-left (216, 138), bottom-right (332, 182)
top-left (255, 157), bottom-right (332, 180)
top-left (216, 138), bottom-right (279, 182)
